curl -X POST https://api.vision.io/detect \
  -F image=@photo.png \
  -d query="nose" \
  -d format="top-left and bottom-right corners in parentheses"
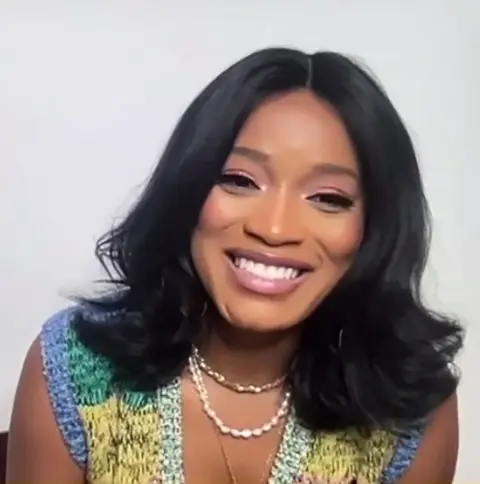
top-left (243, 190), bottom-right (303, 247)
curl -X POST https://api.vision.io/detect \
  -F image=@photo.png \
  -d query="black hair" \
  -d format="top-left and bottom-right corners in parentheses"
top-left (74, 47), bottom-right (464, 432)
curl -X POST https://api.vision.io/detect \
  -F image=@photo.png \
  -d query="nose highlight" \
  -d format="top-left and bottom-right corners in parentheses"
top-left (243, 194), bottom-right (303, 247)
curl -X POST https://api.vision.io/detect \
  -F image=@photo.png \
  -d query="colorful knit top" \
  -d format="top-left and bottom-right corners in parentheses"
top-left (40, 306), bottom-right (425, 484)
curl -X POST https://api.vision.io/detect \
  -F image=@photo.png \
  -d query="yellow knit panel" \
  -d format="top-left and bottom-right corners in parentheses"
top-left (80, 395), bottom-right (160, 484)
top-left (79, 396), bottom-right (397, 484)
top-left (304, 429), bottom-right (396, 484)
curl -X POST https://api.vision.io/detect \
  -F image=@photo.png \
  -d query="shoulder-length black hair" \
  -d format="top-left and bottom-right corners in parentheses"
top-left (74, 47), bottom-right (463, 431)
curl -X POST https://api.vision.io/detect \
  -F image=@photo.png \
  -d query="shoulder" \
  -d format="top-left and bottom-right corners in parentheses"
top-left (39, 305), bottom-right (116, 468)
top-left (393, 393), bottom-right (458, 484)
top-left (6, 311), bottom-right (91, 482)
top-left (40, 305), bottom-right (115, 404)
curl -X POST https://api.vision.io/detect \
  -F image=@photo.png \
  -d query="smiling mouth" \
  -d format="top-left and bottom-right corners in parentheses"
top-left (231, 256), bottom-right (303, 280)
top-left (225, 250), bottom-right (312, 296)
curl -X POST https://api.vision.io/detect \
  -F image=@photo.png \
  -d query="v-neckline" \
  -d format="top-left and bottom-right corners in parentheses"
top-left (155, 377), bottom-right (314, 484)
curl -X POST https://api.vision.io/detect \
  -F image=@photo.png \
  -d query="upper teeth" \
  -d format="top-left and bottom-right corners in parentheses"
top-left (234, 257), bottom-right (299, 280)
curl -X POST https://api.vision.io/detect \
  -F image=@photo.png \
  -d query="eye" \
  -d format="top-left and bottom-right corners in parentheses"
top-left (218, 172), bottom-right (260, 192)
top-left (307, 192), bottom-right (354, 213)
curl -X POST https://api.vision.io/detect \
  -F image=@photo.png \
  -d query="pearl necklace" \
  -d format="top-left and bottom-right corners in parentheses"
top-left (188, 355), bottom-right (291, 439)
top-left (192, 346), bottom-right (285, 394)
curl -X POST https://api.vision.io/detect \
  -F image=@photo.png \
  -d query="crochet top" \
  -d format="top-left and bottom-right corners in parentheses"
top-left (40, 307), bottom-right (425, 484)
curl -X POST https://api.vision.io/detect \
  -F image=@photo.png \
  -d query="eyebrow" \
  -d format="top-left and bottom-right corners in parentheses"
top-left (231, 145), bottom-right (359, 180)
top-left (231, 146), bottom-right (269, 162)
top-left (311, 162), bottom-right (359, 180)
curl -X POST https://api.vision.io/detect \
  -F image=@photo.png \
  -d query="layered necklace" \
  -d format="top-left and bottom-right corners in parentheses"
top-left (154, 348), bottom-right (314, 484)
top-left (189, 346), bottom-right (290, 439)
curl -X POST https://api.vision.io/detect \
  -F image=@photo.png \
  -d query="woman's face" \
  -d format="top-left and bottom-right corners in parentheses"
top-left (191, 90), bottom-right (364, 332)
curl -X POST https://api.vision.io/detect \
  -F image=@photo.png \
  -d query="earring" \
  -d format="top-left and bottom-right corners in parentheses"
top-left (181, 301), bottom-right (208, 318)
top-left (337, 329), bottom-right (343, 350)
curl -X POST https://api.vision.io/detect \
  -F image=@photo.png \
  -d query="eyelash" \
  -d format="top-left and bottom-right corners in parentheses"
top-left (218, 173), bottom-right (259, 190)
top-left (307, 193), bottom-right (354, 212)
top-left (218, 172), bottom-right (354, 212)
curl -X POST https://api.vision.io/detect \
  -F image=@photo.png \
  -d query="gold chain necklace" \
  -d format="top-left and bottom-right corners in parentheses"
top-left (192, 346), bottom-right (286, 394)
top-left (213, 420), bottom-right (278, 484)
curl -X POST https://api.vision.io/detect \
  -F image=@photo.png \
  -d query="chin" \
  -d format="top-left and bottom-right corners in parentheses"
top-left (220, 304), bottom-right (305, 334)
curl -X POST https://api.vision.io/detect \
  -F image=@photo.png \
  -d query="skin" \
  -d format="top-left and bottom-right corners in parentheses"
top-left (192, 91), bottom-right (364, 334)
top-left (191, 90), bottom-right (364, 388)
top-left (7, 90), bottom-right (458, 483)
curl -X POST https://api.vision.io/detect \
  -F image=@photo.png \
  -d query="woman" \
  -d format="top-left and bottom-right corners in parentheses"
top-left (7, 48), bottom-right (463, 483)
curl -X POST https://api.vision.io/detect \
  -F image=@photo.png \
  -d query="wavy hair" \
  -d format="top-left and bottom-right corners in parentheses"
top-left (74, 47), bottom-right (464, 431)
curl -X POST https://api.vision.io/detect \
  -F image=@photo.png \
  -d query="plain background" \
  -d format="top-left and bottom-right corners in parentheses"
top-left (0, 0), bottom-right (478, 480)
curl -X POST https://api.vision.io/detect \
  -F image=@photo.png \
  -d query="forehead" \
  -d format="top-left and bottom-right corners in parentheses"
top-left (234, 89), bottom-right (358, 172)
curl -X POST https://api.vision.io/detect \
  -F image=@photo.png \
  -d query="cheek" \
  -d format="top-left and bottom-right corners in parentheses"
top-left (316, 213), bottom-right (364, 262)
top-left (192, 187), bottom-right (245, 275)
top-left (191, 188), bottom-right (245, 303)
top-left (197, 187), bottom-right (239, 233)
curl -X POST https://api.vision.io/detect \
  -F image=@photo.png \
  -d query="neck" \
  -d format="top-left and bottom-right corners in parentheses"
top-left (196, 317), bottom-right (299, 386)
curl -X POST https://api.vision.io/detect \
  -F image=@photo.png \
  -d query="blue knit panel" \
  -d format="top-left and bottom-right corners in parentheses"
top-left (40, 307), bottom-right (88, 468)
top-left (381, 424), bottom-right (425, 483)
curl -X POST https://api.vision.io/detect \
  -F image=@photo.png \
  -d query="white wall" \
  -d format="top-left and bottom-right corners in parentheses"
top-left (0, 0), bottom-right (478, 479)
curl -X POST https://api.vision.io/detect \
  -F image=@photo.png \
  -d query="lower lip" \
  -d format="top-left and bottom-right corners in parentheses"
top-left (227, 258), bottom-right (308, 296)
